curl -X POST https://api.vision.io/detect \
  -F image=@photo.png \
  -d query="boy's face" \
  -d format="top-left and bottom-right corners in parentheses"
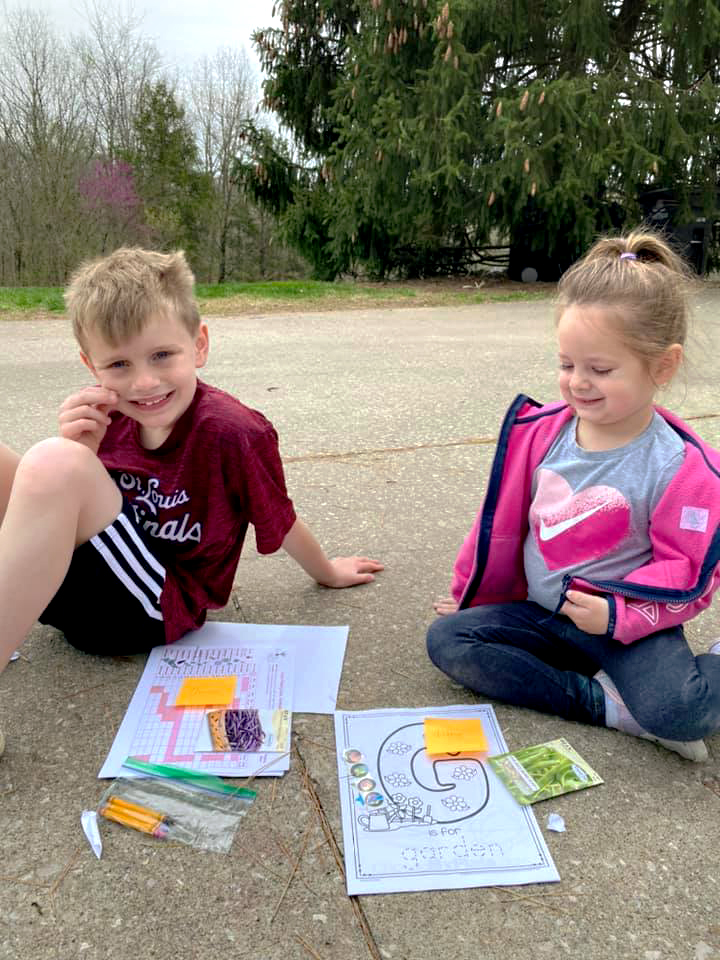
top-left (81, 312), bottom-right (209, 448)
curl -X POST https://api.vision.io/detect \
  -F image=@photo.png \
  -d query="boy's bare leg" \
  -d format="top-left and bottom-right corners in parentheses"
top-left (0, 437), bottom-right (122, 672)
top-left (0, 441), bottom-right (20, 524)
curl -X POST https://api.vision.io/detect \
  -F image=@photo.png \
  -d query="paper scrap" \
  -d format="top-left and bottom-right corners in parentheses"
top-left (81, 810), bottom-right (103, 859)
top-left (174, 675), bottom-right (237, 707)
top-left (547, 812), bottom-right (566, 833)
top-left (424, 715), bottom-right (488, 755)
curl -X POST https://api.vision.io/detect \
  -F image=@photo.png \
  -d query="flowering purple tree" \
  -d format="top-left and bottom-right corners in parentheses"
top-left (78, 159), bottom-right (147, 250)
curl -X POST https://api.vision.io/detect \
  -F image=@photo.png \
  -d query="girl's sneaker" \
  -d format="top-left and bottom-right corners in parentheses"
top-left (708, 640), bottom-right (720, 656)
top-left (594, 670), bottom-right (708, 762)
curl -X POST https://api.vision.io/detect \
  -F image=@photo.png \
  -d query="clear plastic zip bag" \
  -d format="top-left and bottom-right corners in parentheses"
top-left (97, 759), bottom-right (257, 853)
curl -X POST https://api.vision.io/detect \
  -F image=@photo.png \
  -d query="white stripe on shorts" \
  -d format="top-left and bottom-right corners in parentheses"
top-left (115, 512), bottom-right (166, 582)
top-left (90, 514), bottom-right (165, 621)
top-left (106, 516), bottom-right (164, 597)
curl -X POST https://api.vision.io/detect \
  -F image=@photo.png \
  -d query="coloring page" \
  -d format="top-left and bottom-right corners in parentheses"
top-left (335, 705), bottom-right (559, 894)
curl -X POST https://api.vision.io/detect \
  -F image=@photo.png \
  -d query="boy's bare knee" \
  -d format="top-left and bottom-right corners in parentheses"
top-left (15, 438), bottom-right (100, 496)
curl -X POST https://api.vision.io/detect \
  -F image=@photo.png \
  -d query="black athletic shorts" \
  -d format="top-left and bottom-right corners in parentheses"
top-left (40, 502), bottom-right (167, 655)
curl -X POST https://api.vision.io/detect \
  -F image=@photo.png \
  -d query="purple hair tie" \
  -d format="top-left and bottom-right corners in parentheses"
top-left (619, 252), bottom-right (637, 260)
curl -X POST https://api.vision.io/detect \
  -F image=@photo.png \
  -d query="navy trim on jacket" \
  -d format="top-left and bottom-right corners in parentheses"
top-left (459, 394), bottom-right (544, 610)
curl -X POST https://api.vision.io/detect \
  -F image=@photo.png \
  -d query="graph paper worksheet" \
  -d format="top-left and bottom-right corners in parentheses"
top-left (99, 643), bottom-right (293, 778)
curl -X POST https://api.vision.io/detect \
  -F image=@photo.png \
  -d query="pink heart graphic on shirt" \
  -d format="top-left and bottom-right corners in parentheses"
top-left (531, 469), bottom-right (630, 570)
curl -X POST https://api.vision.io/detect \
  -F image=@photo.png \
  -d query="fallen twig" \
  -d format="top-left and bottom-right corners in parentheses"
top-left (294, 934), bottom-right (324, 960)
top-left (241, 847), bottom-right (320, 897)
top-left (49, 844), bottom-right (83, 903)
top-left (295, 734), bottom-right (335, 753)
top-left (269, 818), bottom-right (314, 924)
top-left (391, 669), bottom-right (413, 681)
top-left (56, 679), bottom-right (131, 702)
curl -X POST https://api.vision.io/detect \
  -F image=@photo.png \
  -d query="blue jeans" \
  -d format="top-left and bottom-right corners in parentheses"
top-left (426, 601), bottom-right (720, 740)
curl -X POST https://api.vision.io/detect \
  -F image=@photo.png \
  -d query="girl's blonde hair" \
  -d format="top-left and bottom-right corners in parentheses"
top-left (65, 247), bottom-right (200, 352)
top-left (556, 229), bottom-right (694, 364)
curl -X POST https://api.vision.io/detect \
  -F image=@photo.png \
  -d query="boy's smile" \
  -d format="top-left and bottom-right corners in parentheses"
top-left (81, 312), bottom-right (209, 449)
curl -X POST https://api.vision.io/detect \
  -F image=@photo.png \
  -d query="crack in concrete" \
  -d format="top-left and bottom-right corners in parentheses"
top-left (285, 434), bottom-right (497, 465)
top-left (285, 411), bottom-right (720, 466)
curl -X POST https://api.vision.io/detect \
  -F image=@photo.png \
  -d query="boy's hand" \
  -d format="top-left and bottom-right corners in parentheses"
top-left (321, 556), bottom-right (384, 588)
top-left (560, 590), bottom-right (609, 635)
top-left (59, 386), bottom-right (118, 454)
top-left (432, 596), bottom-right (459, 616)
top-left (281, 520), bottom-right (383, 588)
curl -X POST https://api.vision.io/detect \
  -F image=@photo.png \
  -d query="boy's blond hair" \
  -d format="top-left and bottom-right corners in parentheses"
top-left (65, 248), bottom-right (200, 352)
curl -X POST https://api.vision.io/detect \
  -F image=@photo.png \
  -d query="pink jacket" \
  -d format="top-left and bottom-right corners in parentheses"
top-left (452, 395), bottom-right (720, 644)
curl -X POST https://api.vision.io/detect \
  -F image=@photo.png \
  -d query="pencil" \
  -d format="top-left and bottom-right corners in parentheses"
top-left (100, 807), bottom-right (169, 838)
top-left (104, 798), bottom-right (166, 829)
top-left (106, 795), bottom-right (168, 823)
top-left (99, 804), bottom-right (169, 838)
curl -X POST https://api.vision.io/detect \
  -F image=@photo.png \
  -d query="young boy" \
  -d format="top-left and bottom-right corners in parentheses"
top-left (0, 439), bottom-right (20, 756)
top-left (0, 248), bottom-right (383, 688)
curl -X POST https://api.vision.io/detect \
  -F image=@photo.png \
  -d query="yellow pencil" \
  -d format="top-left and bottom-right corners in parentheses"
top-left (105, 799), bottom-right (165, 829)
top-left (106, 795), bottom-right (167, 823)
top-left (100, 804), bottom-right (169, 837)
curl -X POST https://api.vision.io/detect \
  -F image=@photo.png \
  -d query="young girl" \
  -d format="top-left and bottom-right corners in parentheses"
top-left (427, 230), bottom-right (720, 762)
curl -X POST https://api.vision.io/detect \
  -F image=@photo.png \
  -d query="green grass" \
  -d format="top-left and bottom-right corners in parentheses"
top-left (0, 278), bottom-right (550, 318)
top-left (195, 279), bottom-right (416, 301)
top-left (0, 286), bottom-right (65, 312)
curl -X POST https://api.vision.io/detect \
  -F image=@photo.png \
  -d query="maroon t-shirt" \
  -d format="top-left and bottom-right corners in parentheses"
top-left (99, 380), bottom-right (296, 644)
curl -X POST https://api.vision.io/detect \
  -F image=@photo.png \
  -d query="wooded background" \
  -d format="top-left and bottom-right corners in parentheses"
top-left (0, 5), bottom-right (307, 285)
top-left (2, 1), bottom-right (718, 286)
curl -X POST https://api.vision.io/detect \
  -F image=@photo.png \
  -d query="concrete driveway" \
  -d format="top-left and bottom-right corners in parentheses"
top-left (1, 293), bottom-right (720, 960)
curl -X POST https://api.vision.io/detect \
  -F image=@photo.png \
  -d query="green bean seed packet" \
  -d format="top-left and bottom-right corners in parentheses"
top-left (488, 738), bottom-right (603, 805)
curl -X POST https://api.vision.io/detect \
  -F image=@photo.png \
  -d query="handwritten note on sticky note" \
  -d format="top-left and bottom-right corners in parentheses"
top-left (424, 716), bottom-right (488, 755)
top-left (175, 676), bottom-right (237, 707)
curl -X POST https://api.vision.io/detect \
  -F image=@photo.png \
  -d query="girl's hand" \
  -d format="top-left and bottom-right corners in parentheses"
top-left (560, 590), bottom-right (609, 635)
top-left (58, 386), bottom-right (118, 454)
top-left (433, 596), bottom-right (459, 616)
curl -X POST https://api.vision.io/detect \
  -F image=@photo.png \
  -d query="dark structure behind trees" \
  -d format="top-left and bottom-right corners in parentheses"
top-left (247, 0), bottom-right (720, 280)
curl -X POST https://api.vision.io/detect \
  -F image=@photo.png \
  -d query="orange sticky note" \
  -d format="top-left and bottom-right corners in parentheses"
top-left (175, 676), bottom-right (237, 707)
top-left (424, 716), bottom-right (488, 755)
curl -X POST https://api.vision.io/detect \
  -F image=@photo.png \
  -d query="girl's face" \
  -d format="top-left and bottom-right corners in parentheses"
top-left (556, 304), bottom-right (680, 450)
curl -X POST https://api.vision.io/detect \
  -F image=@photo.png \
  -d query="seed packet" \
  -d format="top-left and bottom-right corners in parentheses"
top-left (488, 738), bottom-right (603, 805)
top-left (205, 708), bottom-right (290, 753)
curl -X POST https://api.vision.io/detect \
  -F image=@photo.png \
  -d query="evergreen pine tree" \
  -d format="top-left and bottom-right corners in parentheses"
top-left (251, 0), bottom-right (719, 278)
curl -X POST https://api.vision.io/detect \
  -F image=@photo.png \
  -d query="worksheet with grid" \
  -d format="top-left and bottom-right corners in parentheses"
top-left (99, 643), bottom-right (293, 778)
